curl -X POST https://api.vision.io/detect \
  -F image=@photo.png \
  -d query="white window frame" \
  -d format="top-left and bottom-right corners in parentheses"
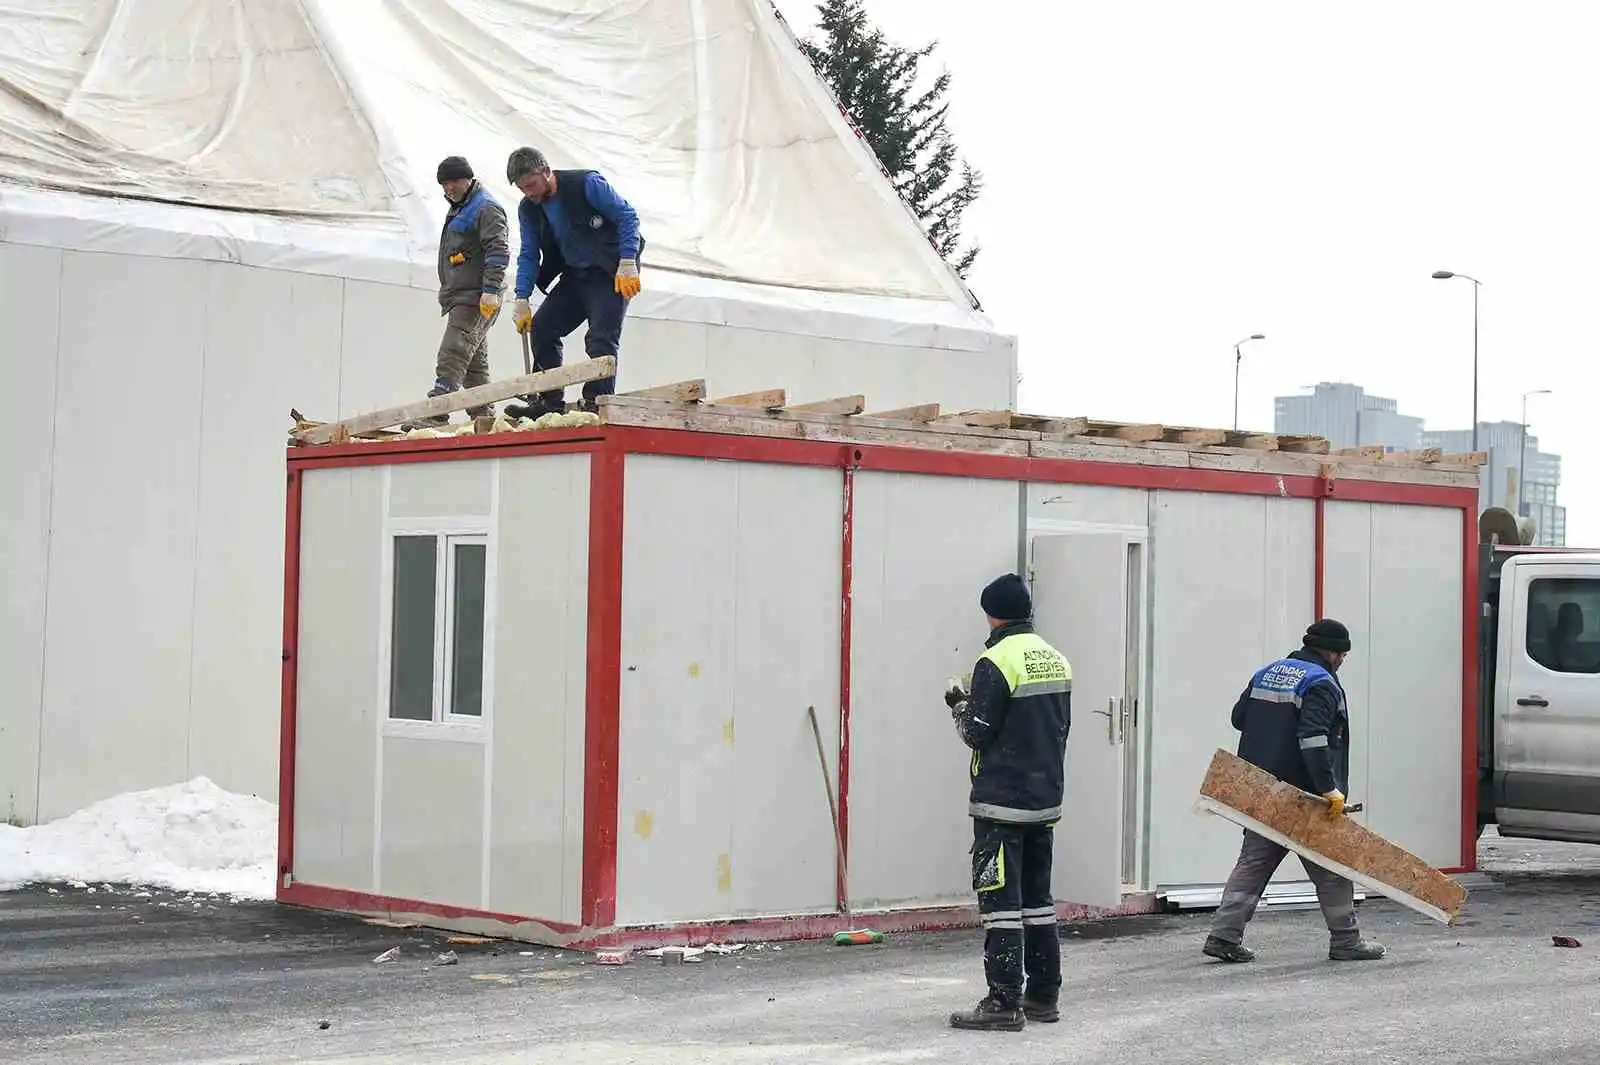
top-left (379, 516), bottom-right (496, 743)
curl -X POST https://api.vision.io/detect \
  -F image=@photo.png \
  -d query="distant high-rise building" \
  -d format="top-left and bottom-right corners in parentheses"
top-left (1423, 422), bottom-right (1566, 546)
top-left (1273, 382), bottom-right (1424, 452)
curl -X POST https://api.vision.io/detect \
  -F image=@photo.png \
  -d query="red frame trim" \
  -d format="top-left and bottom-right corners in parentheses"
top-left (582, 443), bottom-right (626, 927)
top-left (280, 424), bottom-right (1484, 930)
top-left (278, 469), bottom-right (304, 888)
top-left (835, 461), bottom-right (856, 912)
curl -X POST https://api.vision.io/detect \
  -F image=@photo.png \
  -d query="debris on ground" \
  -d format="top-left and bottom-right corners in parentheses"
top-left (833, 929), bottom-right (885, 946)
top-left (317, 1020), bottom-right (331, 1030)
top-left (703, 943), bottom-right (746, 955)
top-left (433, 951), bottom-right (459, 966)
top-left (372, 947), bottom-right (401, 964)
top-left (594, 949), bottom-right (631, 965)
top-left (644, 946), bottom-right (705, 964)
top-left (1552, 935), bottom-right (1582, 948)
top-left (446, 934), bottom-right (494, 945)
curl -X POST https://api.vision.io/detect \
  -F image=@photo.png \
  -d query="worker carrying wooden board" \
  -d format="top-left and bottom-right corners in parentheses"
top-left (1203, 619), bottom-right (1389, 964)
top-left (942, 574), bottom-right (1073, 1033)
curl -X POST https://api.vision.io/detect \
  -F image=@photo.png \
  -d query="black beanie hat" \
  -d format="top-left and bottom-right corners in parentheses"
top-left (980, 573), bottom-right (1032, 622)
top-left (1304, 618), bottom-right (1352, 654)
top-left (436, 156), bottom-right (474, 183)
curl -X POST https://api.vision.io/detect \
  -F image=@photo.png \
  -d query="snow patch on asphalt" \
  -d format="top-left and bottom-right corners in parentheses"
top-left (0, 777), bottom-right (275, 900)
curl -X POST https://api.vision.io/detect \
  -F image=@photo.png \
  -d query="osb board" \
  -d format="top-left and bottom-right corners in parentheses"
top-left (1195, 749), bottom-right (1467, 925)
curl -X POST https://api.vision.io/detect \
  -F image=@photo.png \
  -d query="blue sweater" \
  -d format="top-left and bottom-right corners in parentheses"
top-left (514, 172), bottom-right (640, 299)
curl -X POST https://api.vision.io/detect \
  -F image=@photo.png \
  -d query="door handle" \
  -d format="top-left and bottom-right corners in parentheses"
top-left (1517, 695), bottom-right (1550, 707)
top-left (1093, 699), bottom-right (1115, 743)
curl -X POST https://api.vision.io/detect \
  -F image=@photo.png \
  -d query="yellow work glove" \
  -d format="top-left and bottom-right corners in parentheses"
top-left (1321, 790), bottom-right (1346, 819)
top-left (479, 292), bottom-right (501, 320)
top-left (614, 258), bottom-right (641, 299)
top-left (512, 298), bottom-right (533, 334)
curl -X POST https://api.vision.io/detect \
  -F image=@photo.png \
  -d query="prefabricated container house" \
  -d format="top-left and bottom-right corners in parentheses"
top-left (278, 389), bottom-right (1483, 948)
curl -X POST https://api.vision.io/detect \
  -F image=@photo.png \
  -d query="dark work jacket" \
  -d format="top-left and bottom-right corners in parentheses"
top-left (953, 621), bottom-right (1073, 824)
top-left (1232, 647), bottom-right (1350, 795)
top-left (517, 168), bottom-right (647, 294)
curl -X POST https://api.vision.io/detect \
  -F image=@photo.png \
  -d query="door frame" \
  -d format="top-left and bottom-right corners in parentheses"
top-left (1025, 518), bottom-right (1152, 890)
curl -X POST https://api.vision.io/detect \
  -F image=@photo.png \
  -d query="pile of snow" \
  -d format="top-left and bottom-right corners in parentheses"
top-left (0, 778), bottom-right (276, 900)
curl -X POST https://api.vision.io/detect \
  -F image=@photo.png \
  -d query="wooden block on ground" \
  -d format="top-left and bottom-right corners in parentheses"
top-left (1277, 435), bottom-right (1331, 454)
top-left (1195, 749), bottom-right (1467, 924)
top-left (785, 394), bottom-right (866, 415)
top-left (938, 409), bottom-right (1016, 428)
top-left (864, 403), bottom-right (940, 422)
top-left (710, 388), bottom-right (787, 409)
top-left (1167, 427), bottom-right (1227, 446)
top-left (291, 358), bottom-right (615, 444)
top-left (1335, 446), bottom-right (1386, 461)
top-left (625, 379), bottom-right (706, 403)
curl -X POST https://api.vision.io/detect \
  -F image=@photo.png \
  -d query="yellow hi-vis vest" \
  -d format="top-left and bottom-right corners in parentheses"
top-left (967, 631), bottom-right (1073, 824)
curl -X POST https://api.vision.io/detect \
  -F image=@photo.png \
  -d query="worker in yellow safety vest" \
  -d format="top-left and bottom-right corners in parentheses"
top-left (943, 573), bottom-right (1073, 1033)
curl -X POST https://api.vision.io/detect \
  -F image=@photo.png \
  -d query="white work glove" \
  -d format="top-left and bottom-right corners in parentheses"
top-left (944, 676), bottom-right (969, 714)
top-left (479, 292), bottom-right (502, 320)
top-left (512, 298), bottom-right (533, 334)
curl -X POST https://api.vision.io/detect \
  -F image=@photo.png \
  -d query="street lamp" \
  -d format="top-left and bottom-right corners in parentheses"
top-left (1431, 271), bottom-right (1482, 452)
top-left (1233, 334), bottom-right (1265, 432)
top-left (1520, 389), bottom-right (1552, 516)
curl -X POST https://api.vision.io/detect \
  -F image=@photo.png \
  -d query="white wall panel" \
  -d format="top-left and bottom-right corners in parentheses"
top-left (388, 460), bottom-right (494, 518)
top-left (849, 472), bottom-right (1021, 907)
top-left (0, 243), bottom-right (63, 825)
top-left (490, 455), bottom-right (590, 924)
top-left (1359, 504), bottom-right (1463, 867)
top-left (1322, 502), bottom-right (1375, 820)
top-left (379, 735), bottom-right (485, 909)
top-left (188, 265), bottom-right (343, 807)
top-left (1147, 492), bottom-right (1315, 887)
top-left (616, 456), bottom-right (843, 925)
top-left (1027, 483), bottom-right (1149, 530)
top-left (704, 327), bottom-right (1014, 412)
top-left (292, 467), bottom-right (384, 891)
top-left (35, 251), bottom-right (208, 819)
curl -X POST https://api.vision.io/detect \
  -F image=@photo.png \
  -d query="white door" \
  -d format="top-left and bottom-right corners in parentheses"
top-left (1030, 532), bottom-right (1133, 909)
top-left (1497, 559), bottom-right (1600, 839)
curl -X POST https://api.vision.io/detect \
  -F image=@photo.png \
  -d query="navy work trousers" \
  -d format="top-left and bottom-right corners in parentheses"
top-left (972, 818), bottom-right (1061, 1009)
top-left (530, 266), bottom-right (629, 404)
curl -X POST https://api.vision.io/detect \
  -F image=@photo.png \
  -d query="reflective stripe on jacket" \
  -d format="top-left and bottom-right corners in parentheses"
top-left (954, 622), bottom-right (1073, 824)
top-left (1232, 647), bottom-right (1350, 795)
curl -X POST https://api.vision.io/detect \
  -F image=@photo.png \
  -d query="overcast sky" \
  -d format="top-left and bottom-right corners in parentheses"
top-left (774, 0), bottom-right (1598, 544)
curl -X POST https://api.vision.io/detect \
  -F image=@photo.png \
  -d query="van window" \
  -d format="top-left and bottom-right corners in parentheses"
top-left (1526, 578), bottom-right (1600, 675)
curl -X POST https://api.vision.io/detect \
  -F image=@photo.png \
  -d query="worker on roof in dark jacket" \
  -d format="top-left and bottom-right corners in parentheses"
top-left (1203, 618), bottom-right (1387, 964)
top-left (943, 573), bottom-right (1072, 1033)
top-left (416, 156), bottom-right (510, 428)
top-left (501, 146), bottom-right (645, 419)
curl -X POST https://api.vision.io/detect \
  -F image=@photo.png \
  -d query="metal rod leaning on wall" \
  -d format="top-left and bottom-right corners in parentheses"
top-left (807, 704), bottom-right (851, 919)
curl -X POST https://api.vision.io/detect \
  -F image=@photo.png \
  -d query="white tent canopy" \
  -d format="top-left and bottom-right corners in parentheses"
top-left (0, 0), bottom-right (1014, 825)
top-left (0, 0), bottom-right (978, 310)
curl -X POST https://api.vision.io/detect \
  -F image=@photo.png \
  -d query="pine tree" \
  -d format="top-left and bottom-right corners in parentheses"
top-left (798, 0), bottom-right (983, 278)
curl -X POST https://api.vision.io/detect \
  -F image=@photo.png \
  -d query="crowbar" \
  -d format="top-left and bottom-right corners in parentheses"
top-left (806, 705), bottom-right (850, 917)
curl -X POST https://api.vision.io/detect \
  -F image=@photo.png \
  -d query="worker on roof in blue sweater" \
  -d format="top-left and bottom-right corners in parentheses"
top-left (502, 147), bottom-right (646, 419)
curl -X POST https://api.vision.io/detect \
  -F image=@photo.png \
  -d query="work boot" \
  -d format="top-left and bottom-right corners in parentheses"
top-left (505, 394), bottom-right (564, 420)
top-left (1203, 935), bottom-right (1256, 963)
top-left (1329, 939), bottom-right (1387, 961)
top-left (1021, 996), bottom-right (1059, 1023)
top-left (948, 995), bottom-right (1025, 1032)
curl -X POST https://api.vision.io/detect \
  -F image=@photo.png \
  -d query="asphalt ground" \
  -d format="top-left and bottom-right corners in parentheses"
top-left (4, 830), bottom-right (1600, 1064)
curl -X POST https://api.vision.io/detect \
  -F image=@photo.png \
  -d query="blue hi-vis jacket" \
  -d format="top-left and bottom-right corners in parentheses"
top-left (437, 182), bottom-right (510, 311)
top-left (1231, 648), bottom-right (1349, 795)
